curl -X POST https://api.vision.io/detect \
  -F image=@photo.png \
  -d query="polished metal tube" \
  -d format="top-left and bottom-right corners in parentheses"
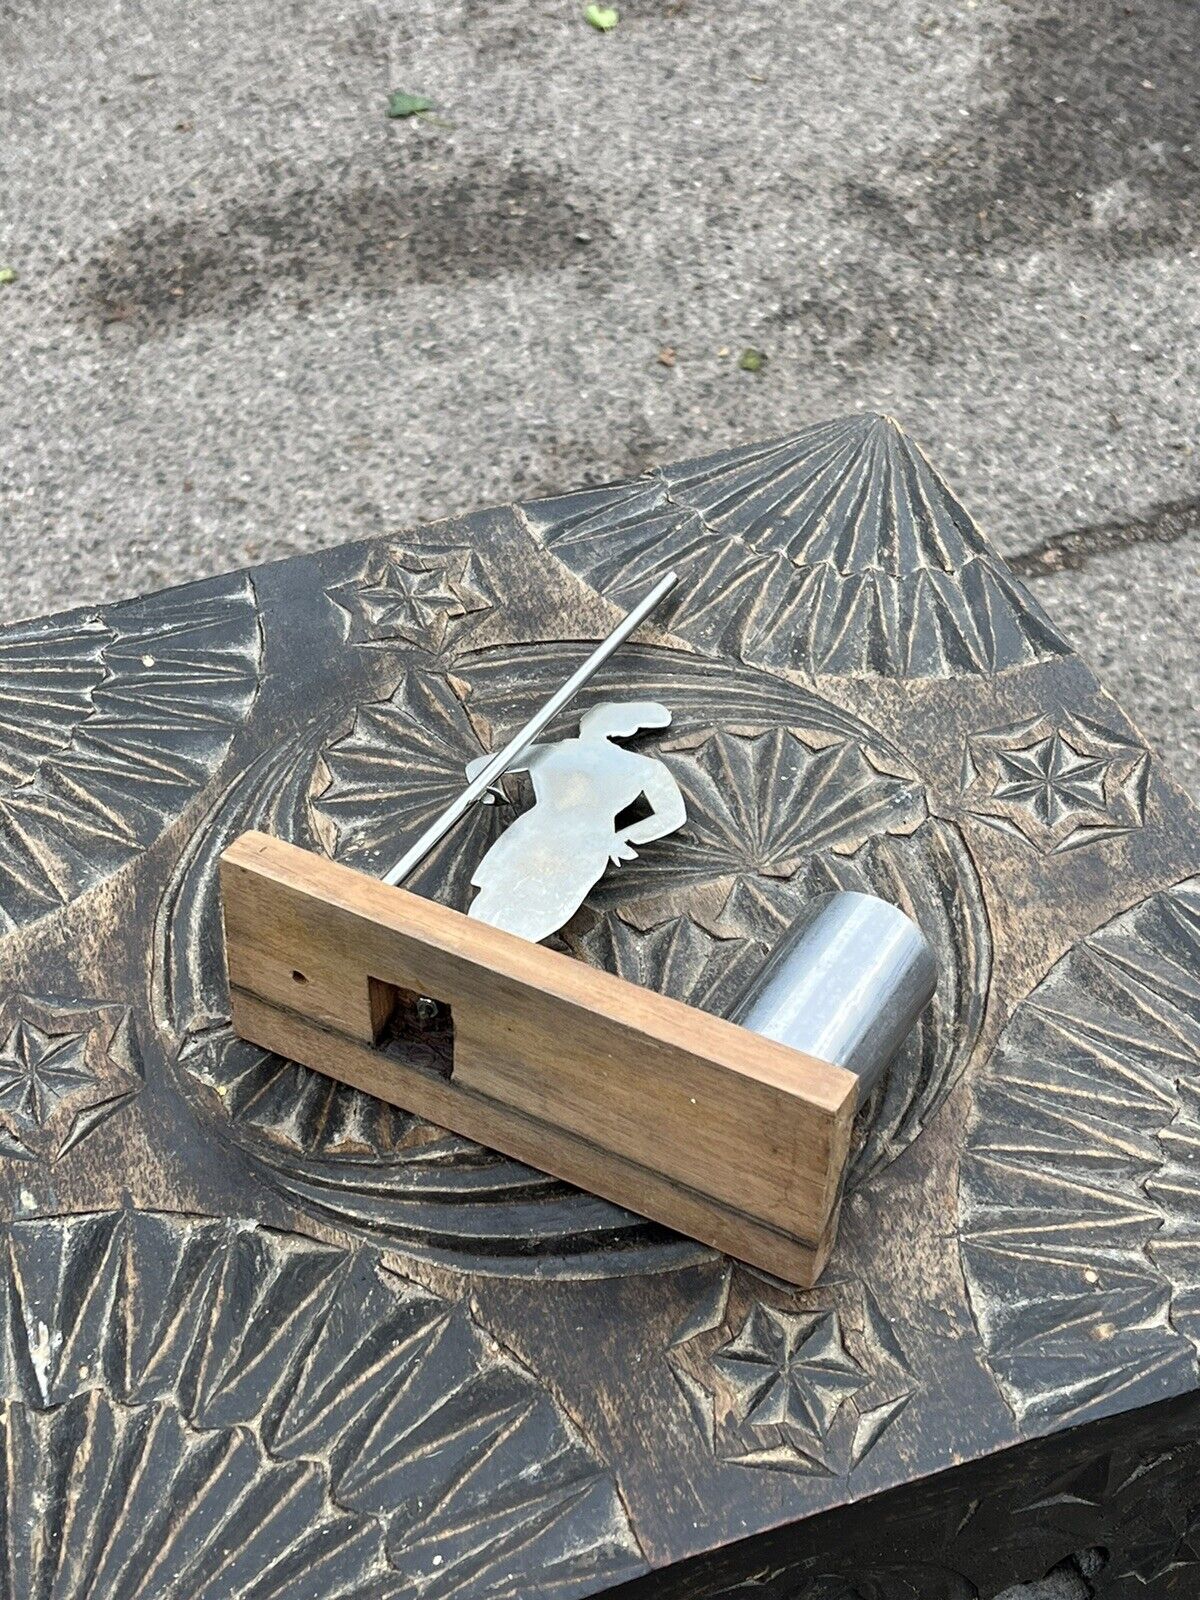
top-left (727, 891), bottom-right (937, 1096)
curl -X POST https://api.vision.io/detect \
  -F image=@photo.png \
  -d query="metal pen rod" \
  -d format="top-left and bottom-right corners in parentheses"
top-left (382, 569), bottom-right (679, 887)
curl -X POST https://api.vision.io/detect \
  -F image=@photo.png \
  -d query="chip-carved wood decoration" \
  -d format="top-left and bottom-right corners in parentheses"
top-left (960, 710), bottom-right (1151, 854)
top-left (311, 665), bottom-right (507, 910)
top-left (0, 993), bottom-right (141, 1162)
top-left (326, 542), bottom-right (497, 655)
top-left (0, 574), bottom-right (261, 933)
top-left (521, 414), bottom-right (1072, 678)
top-left (667, 1265), bottom-right (916, 1475)
top-left (960, 874), bottom-right (1200, 1427)
top-left (0, 1209), bottom-right (641, 1598)
top-left (2, 418), bottom-right (1199, 1599)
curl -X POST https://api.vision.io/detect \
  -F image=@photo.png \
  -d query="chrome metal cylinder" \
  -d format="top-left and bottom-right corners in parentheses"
top-left (727, 891), bottom-right (937, 1096)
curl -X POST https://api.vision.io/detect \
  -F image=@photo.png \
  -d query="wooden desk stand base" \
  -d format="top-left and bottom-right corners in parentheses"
top-left (220, 832), bottom-right (861, 1284)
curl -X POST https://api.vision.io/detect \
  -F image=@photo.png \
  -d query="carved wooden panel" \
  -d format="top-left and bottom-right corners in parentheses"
top-left (0, 1209), bottom-right (638, 1598)
top-left (0, 574), bottom-right (261, 932)
top-left (521, 416), bottom-right (1072, 678)
top-left (1, 413), bottom-right (1197, 1597)
top-left (960, 874), bottom-right (1200, 1424)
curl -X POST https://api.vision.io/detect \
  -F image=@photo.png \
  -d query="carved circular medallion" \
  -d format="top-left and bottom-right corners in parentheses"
top-left (154, 641), bottom-right (988, 1276)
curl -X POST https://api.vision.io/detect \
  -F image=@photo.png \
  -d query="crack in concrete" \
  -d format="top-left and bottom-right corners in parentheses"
top-left (1010, 496), bottom-right (1200, 579)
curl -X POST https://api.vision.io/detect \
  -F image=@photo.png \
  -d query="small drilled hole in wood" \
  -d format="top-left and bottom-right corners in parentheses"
top-left (292, 970), bottom-right (308, 984)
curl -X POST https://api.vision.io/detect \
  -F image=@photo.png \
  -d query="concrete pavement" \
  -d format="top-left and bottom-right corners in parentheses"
top-left (3, 0), bottom-right (1196, 791)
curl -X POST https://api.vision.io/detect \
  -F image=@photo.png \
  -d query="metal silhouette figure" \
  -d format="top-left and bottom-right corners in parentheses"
top-left (464, 701), bottom-right (686, 943)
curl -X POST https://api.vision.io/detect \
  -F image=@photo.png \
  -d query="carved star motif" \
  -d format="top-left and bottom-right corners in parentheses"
top-left (327, 548), bottom-right (493, 651)
top-left (0, 997), bottom-right (142, 1162)
top-left (0, 1021), bottom-right (95, 1127)
top-left (989, 732), bottom-right (1109, 827)
top-left (668, 1269), bottom-right (916, 1474)
top-left (961, 713), bottom-right (1149, 854)
top-left (713, 1305), bottom-right (866, 1442)
top-left (357, 561), bottom-right (463, 640)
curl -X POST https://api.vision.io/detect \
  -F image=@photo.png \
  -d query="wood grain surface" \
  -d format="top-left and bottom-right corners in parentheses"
top-left (222, 830), bottom-right (858, 1282)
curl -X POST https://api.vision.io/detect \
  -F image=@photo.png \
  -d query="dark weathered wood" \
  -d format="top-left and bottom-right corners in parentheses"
top-left (1, 415), bottom-right (1197, 1599)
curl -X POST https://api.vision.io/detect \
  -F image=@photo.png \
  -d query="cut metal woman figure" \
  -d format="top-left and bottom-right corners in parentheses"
top-left (464, 701), bottom-right (687, 944)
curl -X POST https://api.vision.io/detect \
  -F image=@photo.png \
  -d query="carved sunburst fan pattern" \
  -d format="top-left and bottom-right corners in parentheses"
top-left (0, 575), bottom-right (262, 933)
top-left (310, 666), bottom-right (504, 906)
top-left (2, 1393), bottom-right (384, 1599)
top-left (0, 1210), bottom-right (640, 1598)
top-left (601, 725), bottom-right (925, 915)
top-left (0, 613), bottom-right (108, 787)
top-left (523, 415), bottom-right (1070, 679)
top-left (960, 876), bottom-right (1200, 1424)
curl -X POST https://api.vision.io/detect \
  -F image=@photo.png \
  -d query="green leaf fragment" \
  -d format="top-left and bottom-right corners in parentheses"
top-left (738, 346), bottom-right (767, 372)
top-left (584, 5), bottom-right (619, 31)
top-left (0, 268), bottom-right (16, 286)
top-left (387, 91), bottom-right (433, 119)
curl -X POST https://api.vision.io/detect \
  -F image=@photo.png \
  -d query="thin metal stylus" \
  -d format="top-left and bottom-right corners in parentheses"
top-left (381, 569), bottom-right (679, 887)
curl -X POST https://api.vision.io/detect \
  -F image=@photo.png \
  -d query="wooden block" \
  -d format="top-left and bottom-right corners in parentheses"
top-left (220, 830), bottom-right (861, 1284)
